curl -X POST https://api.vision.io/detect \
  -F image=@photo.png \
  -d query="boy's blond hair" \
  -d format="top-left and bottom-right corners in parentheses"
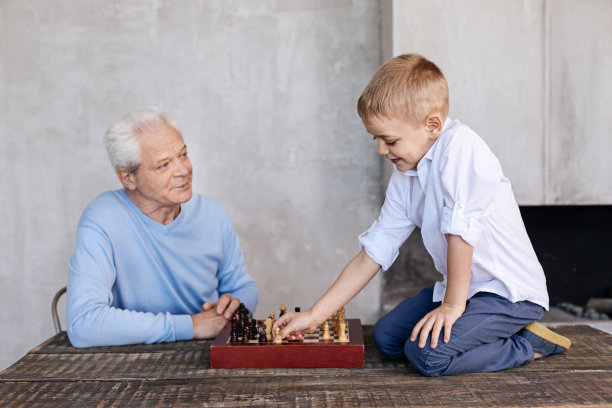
top-left (357, 54), bottom-right (449, 125)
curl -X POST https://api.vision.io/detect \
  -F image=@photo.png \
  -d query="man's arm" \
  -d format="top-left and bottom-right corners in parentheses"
top-left (410, 234), bottom-right (473, 348)
top-left (66, 226), bottom-right (194, 348)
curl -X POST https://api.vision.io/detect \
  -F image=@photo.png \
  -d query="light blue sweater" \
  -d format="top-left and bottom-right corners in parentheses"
top-left (66, 189), bottom-right (258, 347)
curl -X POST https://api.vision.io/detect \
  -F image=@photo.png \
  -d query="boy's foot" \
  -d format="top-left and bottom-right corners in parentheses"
top-left (518, 322), bottom-right (571, 359)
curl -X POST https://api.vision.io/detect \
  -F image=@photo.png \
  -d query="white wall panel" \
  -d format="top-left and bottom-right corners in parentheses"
top-left (390, 0), bottom-right (546, 204)
top-left (548, 0), bottom-right (612, 204)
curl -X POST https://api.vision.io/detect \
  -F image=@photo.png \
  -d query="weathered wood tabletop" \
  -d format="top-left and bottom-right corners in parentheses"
top-left (0, 325), bottom-right (610, 407)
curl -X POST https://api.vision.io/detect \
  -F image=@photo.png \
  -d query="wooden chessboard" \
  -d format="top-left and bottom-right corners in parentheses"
top-left (210, 319), bottom-right (365, 368)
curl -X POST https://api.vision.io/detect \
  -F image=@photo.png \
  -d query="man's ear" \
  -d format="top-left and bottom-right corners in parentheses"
top-left (426, 114), bottom-right (443, 139)
top-left (117, 168), bottom-right (136, 190)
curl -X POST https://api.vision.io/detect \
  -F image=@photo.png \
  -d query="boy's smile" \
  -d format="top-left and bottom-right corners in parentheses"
top-left (364, 115), bottom-right (441, 172)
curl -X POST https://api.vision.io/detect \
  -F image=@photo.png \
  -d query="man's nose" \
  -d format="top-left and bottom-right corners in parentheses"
top-left (174, 159), bottom-right (191, 176)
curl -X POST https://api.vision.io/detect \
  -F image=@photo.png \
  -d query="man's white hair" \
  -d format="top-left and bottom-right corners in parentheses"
top-left (104, 107), bottom-right (180, 172)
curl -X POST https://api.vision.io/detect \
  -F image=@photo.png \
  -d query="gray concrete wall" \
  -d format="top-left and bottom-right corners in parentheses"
top-left (0, 0), bottom-right (383, 370)
top-left (389, 0), bottom-right (612, 205)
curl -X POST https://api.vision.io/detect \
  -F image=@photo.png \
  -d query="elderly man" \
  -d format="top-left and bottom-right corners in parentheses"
top-left (66, 108), bottom-right (258, 347)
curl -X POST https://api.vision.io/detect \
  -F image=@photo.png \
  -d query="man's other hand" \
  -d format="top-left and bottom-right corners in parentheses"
top-left (191, 308), bottom-right (230, 339)
top-left (202, 293), bottom-right (241, 320)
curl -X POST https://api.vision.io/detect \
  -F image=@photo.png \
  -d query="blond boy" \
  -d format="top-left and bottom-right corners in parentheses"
top-left (274, 54), bottom-right (570, 376)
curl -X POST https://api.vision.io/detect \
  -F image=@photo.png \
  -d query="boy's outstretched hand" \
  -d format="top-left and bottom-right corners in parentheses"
top-left (410, 302), bottom-right (464, 349)
top-left (273, 310), bottom-right (319, 341)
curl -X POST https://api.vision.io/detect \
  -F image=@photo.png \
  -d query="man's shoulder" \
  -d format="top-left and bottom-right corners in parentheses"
top-left (79, 190), bottom-right (129, 226)
top-left (183, 194), bottom-right (234, 230)
top-left (187, 193), bottom-right (228, 216)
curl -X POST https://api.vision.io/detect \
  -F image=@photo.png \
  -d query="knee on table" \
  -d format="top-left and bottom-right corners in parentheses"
top-left (403, 340), bottom-right (450, 377)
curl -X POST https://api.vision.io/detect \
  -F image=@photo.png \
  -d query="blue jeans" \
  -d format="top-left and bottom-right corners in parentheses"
top-left (372, 287), bottom-right (544, 376)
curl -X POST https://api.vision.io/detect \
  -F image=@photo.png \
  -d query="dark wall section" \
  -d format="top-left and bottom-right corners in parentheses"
top-left (520, 206), bottom-right (612, 306)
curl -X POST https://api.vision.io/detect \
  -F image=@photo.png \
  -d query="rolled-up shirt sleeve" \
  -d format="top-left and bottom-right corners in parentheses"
top-left (359, 171), bottom-right (416, 271)
top-left (439, 131), bottom-right (503, 247)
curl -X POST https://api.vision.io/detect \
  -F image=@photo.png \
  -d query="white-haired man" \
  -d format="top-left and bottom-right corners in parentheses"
top-left (66, 108), bottom-right (258, 347)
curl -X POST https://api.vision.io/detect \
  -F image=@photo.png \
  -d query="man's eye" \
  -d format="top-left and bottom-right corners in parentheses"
top-left (386, 141), bottom-right (396, 146)
top-left (158, 162), bottom-right (169, 169)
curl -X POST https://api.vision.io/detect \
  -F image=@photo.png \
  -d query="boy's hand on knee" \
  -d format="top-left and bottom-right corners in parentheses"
top-left (410, 304), bottom-right (464, 349)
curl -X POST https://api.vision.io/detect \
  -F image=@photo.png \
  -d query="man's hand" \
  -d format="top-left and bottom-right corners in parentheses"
top-left (202, 293), bottom-right (241, 320)
top-left (191, 308), bottom-right (230, 339)
top-left (273, 311), bottom-right (319, 341)
top-left (192, 294), bottom-right (242, 339)
top-left (410, 303), bottom-right (464, 349)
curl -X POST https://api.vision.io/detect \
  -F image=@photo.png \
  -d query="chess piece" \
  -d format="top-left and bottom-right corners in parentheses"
top-left (338, 320), bottom-right (348, 342)
top-left (274, 326), bottom-right (283, 344)
top-left (242, 325), bottom-right (249, 343)
top-left (264, 313), bottom-right (274, 341)
top-left (279, 304), bottom-right (287, 317)
top-left (321, 320), bottom-right (330, 340)
top-left (294, 307), bottom-right (300, 312)
top-left (258, 326), bottom-right (267, 343)
top-left (230, 319), bottom-right (238, 343)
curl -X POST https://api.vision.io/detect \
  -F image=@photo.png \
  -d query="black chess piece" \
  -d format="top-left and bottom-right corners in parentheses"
top-left (258, 326), bottom-right (267, 343)
top-left (230, 319), bottom-right (238, 343)
top-left (249, 320), bottom-right (257, 340)
top-left (294, 307), bottom-right (301, 312)
top-left (242, 326), bottom-right (249, 344)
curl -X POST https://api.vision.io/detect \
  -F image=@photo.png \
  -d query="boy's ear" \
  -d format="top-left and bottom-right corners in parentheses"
top-left (426, 114), bottom-right (443, 138)
top-left (117, 168), bottom-right (137, 191)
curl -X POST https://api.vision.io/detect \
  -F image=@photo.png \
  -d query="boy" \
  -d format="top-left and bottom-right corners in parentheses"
top-left (274, 54), bottom-right (571, 376)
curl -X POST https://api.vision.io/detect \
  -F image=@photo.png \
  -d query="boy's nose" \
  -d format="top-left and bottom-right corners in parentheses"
top-left (377, 140), bottom-right (389, 155)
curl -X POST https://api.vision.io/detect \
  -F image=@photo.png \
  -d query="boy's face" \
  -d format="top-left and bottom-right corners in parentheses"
top-left (364, 115), bottom-right (440, 172)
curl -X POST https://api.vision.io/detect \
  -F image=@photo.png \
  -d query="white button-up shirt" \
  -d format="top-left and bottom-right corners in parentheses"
top-left (359, 118), bottom-right (549, 309)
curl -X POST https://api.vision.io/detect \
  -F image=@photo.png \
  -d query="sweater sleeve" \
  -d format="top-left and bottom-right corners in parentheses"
top-left (66, 223), bottom-right (193, 348)
top-left (216, 211), bottom-right (259, 315)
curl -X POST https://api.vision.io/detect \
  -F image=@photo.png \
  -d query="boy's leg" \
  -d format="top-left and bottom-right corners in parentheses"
top-left (372, 287), bottom-right (438, 359)
top-left (403, 292), bottom-right (545, 376)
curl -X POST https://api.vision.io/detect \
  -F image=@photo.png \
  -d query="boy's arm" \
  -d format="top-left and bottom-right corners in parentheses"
top-left (274, 249), bottom-right (380, 339)
top-left (410, 234), bottom-right (473, 349)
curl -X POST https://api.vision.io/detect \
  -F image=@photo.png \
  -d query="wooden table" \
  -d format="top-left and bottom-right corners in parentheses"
top-left (1, 325), bottom-right (611, 407)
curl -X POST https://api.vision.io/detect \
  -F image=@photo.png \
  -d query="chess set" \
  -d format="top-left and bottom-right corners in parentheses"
top-left (210, 304), bottom-right (364, 369)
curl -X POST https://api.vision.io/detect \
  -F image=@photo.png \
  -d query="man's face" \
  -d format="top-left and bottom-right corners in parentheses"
top-left (127, 125), bottom-right (193, 214)
top-left (364, 115), bottom-right (436, 172)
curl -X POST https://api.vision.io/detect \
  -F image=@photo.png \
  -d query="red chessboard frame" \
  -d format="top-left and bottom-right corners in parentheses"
top-left (210, 318), bottom-right (365, 368)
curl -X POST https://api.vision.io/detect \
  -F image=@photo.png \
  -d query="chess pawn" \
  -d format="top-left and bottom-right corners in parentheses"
top-left (321, 320), bottom-right (330, 340)
top-left (273, 326), bottom-right (283, 344)
top-left (230, 320), bottom-right (238, 343)
top-left (338, 320), bottom-right (348, 342)
top-left (279, 304), bottom-right (287, 317)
